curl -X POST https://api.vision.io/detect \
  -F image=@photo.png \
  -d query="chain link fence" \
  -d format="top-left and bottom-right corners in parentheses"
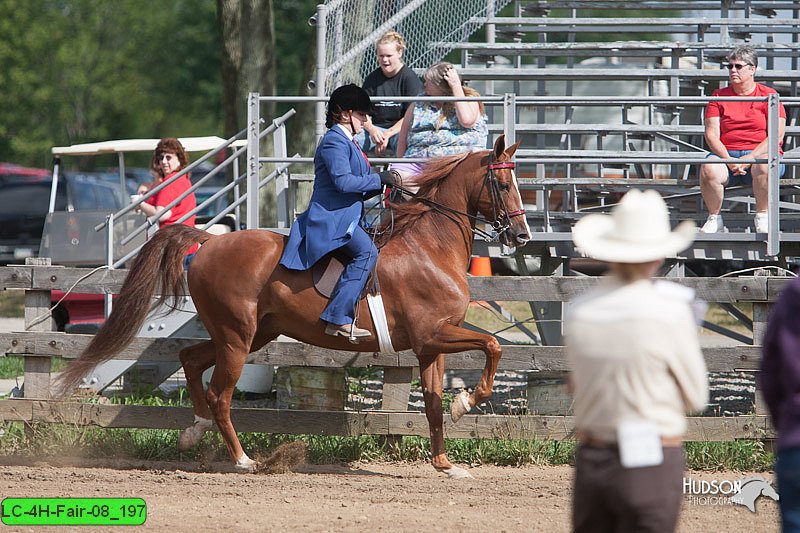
top-left (321, 0), bottom-right (512, 92)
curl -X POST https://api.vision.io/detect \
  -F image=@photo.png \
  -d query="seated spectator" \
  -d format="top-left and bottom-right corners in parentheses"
top-left (392, 62), bottom-right (489, 192)
top-left (355, 31), bottom-right (423, 156)
top-left (699, 45), bottom-right (786, 234)
top-left (135, 138), bottom-right (199, 269)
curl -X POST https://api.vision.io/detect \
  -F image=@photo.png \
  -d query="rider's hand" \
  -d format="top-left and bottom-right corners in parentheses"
top-left (377, 170), bottom-right (401, 187)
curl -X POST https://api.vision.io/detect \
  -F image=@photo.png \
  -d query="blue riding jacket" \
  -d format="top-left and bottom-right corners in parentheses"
top-left (280, 125), bottom-right (382, 270)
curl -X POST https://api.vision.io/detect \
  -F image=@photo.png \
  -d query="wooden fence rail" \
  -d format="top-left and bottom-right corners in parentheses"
top-left (0, 265), bottom-right (787, 442)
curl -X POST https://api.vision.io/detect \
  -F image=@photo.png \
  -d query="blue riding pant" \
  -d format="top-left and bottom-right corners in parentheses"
top-left (320, 225), bottom-right (377, 326)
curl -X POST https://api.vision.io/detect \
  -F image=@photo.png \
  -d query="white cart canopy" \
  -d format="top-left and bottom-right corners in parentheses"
top-left (52, 136), bottom-right (246, 156)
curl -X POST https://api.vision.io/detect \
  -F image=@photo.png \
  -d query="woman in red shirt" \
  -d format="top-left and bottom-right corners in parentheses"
top-left (700, 45), bottom-right (786, 234)
top-left (136, 138), bottom-right (199, 267)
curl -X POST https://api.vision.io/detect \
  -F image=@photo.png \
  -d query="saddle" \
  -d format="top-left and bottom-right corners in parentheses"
top-left (311, 252), bottom-right (376, 299)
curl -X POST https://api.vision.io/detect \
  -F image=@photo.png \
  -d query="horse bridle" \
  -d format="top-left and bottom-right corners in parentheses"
top-left (385, 154), bottom-right (526, 242)
top-left (482, 156), bottom-right (527, 236)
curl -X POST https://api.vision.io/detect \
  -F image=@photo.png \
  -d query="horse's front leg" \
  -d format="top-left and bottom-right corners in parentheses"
top-left (419, 353), bottom-right (470, 479)
top-left (420, 322), bottom-right (503, 423)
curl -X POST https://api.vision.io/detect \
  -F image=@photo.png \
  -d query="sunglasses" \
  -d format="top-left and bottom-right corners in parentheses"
top-left (726, 63), bottom-right (752, 71)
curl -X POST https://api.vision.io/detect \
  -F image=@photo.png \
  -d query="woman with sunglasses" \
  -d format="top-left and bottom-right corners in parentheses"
top-left (135, 138), bottom-right (199, 268)
top-left (699, 45), bottom-right (786, 234)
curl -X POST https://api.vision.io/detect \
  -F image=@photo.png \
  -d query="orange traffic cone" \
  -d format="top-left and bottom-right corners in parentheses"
top-left (469, 256), bottom-right (492, 276)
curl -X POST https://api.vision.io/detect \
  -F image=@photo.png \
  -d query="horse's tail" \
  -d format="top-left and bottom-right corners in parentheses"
top-left (56, 225), bottom-right (211, 397)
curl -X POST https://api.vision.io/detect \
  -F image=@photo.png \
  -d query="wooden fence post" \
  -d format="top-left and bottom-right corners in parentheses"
top-left (752, 301), bottom-right (774, 450)
top-left (381, 367), bottom-right (413, 449)
top-left (22, 258), bottom-right (54, 399)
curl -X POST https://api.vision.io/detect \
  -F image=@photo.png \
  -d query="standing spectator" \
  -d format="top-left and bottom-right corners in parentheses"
top-left (759, 274), bottom-right (800, 532)
top-left (135, 138), bottom-right (199, 269)
top-left (392, 62), bottom-right (488, 192)
top-left (566, 189), bottom-right (708, 532)
top-left (356, 31), bottom-right (423, 156)
top-left (699, 44), bottom-right (786, 234)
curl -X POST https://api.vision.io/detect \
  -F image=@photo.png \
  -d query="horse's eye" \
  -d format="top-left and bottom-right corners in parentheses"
top-left (499, 182), bottom-right (510, 191)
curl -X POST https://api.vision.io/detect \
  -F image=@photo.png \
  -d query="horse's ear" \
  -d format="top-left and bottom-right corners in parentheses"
top-left (492, 135), bottom-right (506, 159)
top-left (505, 140), bottom-right (520, 159)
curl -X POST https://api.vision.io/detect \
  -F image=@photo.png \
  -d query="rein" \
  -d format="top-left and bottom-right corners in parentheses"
top-left (387, 155), bottom-right (526, 242)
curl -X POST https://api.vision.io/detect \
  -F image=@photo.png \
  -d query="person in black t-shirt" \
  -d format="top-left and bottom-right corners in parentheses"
top-left (356, 31), bottom-right (423, 156)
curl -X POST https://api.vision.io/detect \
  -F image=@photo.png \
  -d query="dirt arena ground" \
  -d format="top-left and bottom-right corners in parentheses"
top-left (0, 456), bottom-right (780, 532)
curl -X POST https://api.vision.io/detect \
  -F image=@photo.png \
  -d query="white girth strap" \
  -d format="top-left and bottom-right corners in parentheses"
top-left (366, 293), bottom-right (396, 354)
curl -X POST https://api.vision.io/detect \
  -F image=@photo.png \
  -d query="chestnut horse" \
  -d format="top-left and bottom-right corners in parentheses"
top-left (58, 135), bottom-right (531, 478)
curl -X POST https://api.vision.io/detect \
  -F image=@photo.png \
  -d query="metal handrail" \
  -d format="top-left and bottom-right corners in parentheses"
top-left (117, 109), bottom-right (296, 247)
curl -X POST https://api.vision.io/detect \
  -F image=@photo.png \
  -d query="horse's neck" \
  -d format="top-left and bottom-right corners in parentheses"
top-left (397, 177), bottom-right (476, 260)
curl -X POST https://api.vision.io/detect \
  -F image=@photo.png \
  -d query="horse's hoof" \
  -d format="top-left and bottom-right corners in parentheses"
top-left (177, 416), bottom-right (213, 451)
top-left (450, 391), bottom-right (472, 423)
top-left (441, 466), bottom-right (473, 479)
top-left (234, 454), bottom-right (256, 473)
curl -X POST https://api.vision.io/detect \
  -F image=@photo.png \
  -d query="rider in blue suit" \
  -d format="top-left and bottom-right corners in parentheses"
top-left (280, 84), bottom-right (398, 342)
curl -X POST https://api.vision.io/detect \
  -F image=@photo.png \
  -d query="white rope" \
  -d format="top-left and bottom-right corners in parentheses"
top-left (26, 265), bottom-right (111, 329)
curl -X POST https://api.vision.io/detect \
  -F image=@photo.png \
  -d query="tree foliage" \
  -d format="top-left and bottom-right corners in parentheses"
top-left (0, 0), bottom-right (321, 169)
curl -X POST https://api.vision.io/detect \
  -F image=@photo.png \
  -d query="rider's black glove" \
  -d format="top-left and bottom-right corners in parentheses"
top-left (377, 170), bottom-right (400, 187)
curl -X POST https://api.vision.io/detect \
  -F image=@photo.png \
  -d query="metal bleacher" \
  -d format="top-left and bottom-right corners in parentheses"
top-left (414, 0), bottom-right (800, 266)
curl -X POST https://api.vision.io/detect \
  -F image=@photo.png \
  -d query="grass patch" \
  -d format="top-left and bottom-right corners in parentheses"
top-left (0, 356), bottom-right (68, 380)
top-left (0, 416), bottom-right (774, 472)
top-left (0, 290), bottom-right (24, 317)
top-left (465, 301), bottom-right (536, 337)
top-left (685, 440), bottom-right (774, 472)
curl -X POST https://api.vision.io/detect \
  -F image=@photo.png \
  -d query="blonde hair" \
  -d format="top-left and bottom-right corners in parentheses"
top-left (423, 62), bottom-right (484, 129)
top-left (376, 31), bottom-right (406, 56)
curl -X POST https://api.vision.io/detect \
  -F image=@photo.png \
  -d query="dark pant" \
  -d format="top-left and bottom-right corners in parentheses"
top-left (777, 448), bottom-right (800, 532)
top-left (573, 444), bottom-right (685, 533)
top-left (320, 225), bottom-right (377, 325)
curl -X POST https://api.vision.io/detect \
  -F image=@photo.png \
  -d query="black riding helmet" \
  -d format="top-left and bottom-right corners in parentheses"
top-left (325, 84), bottom-right (375, 128)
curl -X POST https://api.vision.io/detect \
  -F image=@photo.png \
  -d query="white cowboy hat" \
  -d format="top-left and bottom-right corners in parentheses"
top-left (572, 189), bottom-right (697, 263)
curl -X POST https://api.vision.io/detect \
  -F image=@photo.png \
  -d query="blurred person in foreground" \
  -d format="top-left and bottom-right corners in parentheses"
top-left (566, 189), bottom-right (709, 532)
top-left (134, 138), bottom-right (198, 269)
top-left (699, 44), bottom-right (786, 234)
top-left (760, 274), bottom-right (800, 532)
top-left (355, 31), bottom-right (423, 156)
top-left (391, 61), bottom-right (488, 193)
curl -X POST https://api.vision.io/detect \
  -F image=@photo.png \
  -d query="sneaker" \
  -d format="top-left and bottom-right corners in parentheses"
top-left (700, 214), bottom-right (724, 233)
top-left (754, 213), bottom-right (769, 234)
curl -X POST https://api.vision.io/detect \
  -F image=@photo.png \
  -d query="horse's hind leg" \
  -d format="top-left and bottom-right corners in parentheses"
top-left (419, 353), bottom-right (472, 479)
top-left (205, 344), bottom-right (252, 472)
top-left (177, 341), bottom-right (216, 451)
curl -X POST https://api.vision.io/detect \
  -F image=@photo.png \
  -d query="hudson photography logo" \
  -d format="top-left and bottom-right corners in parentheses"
top-left (683, 475), bottom-right (780, 512)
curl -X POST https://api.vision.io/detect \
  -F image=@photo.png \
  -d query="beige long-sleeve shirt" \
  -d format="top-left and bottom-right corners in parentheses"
top-left (565, 278), bottom-right (709, 443)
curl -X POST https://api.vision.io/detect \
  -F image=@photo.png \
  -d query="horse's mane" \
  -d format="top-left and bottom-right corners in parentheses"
top-left (378, 151), bottom-right (475, 241)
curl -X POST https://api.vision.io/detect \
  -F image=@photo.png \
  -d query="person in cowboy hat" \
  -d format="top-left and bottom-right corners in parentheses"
top-left (280, 84), bottom-right (398, 342)
top-left (565, 189), bottom-right (709, 533)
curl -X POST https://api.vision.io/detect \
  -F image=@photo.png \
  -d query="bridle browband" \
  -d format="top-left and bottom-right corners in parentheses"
top-left (387, 153), bottom-right (526, 242)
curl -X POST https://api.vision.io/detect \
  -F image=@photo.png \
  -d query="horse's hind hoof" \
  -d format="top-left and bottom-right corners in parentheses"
top-left (441, 466), bottom-right (473, 479)
top-left (177, 416), bottom-right (214, 451)
top-left (450, 391), bottom-right (472, 423)
top-left (234, 454), bottom-right (257, 473)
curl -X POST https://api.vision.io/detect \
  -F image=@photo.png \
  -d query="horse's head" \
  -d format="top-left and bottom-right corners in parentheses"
top-left (475, 135), bottom-right (532, 249)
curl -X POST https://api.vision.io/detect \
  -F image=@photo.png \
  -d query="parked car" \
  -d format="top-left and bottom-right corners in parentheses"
top-left (0, 165), bottom-right (128, 264)
top-left (0, 163), bottom-right (52, 263)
